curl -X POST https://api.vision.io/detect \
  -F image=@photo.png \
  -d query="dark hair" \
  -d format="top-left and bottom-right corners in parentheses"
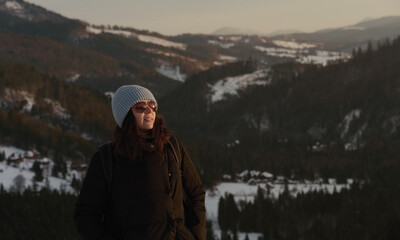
top-left (113, 109), bottom-right (171, 159)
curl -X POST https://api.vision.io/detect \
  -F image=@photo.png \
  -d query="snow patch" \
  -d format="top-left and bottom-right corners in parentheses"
top-left (2, 88), bottom-right (35, 112)
top-left (273, 40), bottom-right (316, 49)
top-left (86, 26), bottom-right (186, 50)
top-left (219, 55), bottom-right (237, 62)
top-left (384, 115), bottom-right (400, 134)
top-left (338, 109), bottom-right (361, 139)
top-left (105, 92), bottom-right (114, 99)
top-left (256, 46), bottom-right (350, 66)
top-left (230, 36), bottom-right (242, 41)
top-left (145, 48), bottom-right (197, 62)
top-left (297, 50), bottom-right (350, 66)
top-left (206, 181), bottom-right (351, 223)
top-left (66, 73), bottom-right (80, 82)
top-left (208, 40), bottom-right (235, 49)
top-left (81, 133), bottom-right (93, 141)
top-left (209, 69), bottom-right (271, 103)
top-left (0, 145), bottom-right (25, 159)
top-left (156, 64), bottom-right (186, 82)
top-left (5, 1), bottom-right (23, 10)
top-left (255, 46), bottom-right (300, 58)
top-left (86, 26), bottom-right (134, 38)
top-left (137, 35), bottom-right (187, 50)
top-left (44, 98), bottom-right (70, 119)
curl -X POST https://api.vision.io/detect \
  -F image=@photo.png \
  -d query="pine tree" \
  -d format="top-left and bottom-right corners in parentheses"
top-left (0, 150), bottom-right (5, 162)
top-left (12, 174), bottom-right (26, 193)
top-left (206, 220), bottom-right (216, 240)
top-left (32, 161), bottom-right (43, 182)
top-left (71, 176), bottom-right (82, 193)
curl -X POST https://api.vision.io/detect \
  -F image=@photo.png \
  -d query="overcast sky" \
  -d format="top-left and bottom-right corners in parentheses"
top-left (26, 0), bottom-right (400, 36)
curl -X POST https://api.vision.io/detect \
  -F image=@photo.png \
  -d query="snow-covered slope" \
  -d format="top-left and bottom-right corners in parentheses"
top-left (209, 69), bottom-right (271, 103)
top-left (86, 26), bottom-right (187, 50)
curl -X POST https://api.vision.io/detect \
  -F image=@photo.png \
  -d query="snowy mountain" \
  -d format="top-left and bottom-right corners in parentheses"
top-left (0, 0), bottom-right (71, 23)
top-left (1, 0), bottom-right (398, 96)
top-left (279, 15), bottom-right (400, 49)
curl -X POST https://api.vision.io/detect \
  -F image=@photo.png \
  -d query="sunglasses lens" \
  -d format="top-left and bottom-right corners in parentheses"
top-left (134, 106), bottom-right (147, 113)
top-left (133, 101), bottom-right (157, 113)
top-left (148, 101), bottom-right (157, 111)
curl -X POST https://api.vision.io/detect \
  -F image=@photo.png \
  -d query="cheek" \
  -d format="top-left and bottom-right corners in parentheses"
top-left (133, 113), bottom-right (143, 123)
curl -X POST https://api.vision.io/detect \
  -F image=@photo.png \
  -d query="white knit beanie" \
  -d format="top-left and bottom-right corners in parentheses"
top-left (111, 85), bottom-right (157, 128)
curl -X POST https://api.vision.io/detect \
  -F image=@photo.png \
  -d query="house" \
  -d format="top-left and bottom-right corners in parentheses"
top-left (8, 153), bottom-right (24, 165)
top-left (24, 149), bottom-right (40, 160)
top-left (275, 176), bottom-right (286, 184)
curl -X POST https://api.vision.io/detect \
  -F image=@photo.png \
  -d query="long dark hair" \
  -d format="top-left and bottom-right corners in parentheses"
top-left (113, 109), bottom-right (171, 159)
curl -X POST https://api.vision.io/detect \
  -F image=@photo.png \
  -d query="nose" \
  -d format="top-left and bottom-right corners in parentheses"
top-left (144, 106), bottom-right (152, 114)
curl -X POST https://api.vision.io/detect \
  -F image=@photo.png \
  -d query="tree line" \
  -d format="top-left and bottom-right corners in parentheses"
top-left (217, 150), bottom-right (400, 240)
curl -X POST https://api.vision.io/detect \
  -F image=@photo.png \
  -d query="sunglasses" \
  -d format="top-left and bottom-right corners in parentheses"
top-left (132, 101), bottom-right (158, 113)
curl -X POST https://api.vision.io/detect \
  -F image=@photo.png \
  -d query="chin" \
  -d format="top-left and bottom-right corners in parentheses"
top-left (143, 125), bottom-right (154, 130)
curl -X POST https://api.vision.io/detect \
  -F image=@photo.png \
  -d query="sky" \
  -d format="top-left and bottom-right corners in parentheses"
top-left (26, 0), bottom-right (400, 36)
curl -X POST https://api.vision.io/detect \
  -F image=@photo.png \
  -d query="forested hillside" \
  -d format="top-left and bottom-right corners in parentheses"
top-left (159, 37), bottom-right (400, 186)
top-left (0, 63), bottom-right (114, 160)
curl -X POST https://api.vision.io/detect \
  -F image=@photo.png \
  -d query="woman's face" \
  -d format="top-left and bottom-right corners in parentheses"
top-left (131, 100), bottom-right (157, 132)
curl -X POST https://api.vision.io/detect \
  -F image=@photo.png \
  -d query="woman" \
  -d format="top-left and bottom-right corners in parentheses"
top-left (74, 85), bottom-right (206, 240)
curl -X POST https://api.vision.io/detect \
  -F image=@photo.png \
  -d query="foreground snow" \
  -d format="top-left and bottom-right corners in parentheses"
top-left (0, 145), bottom-right (75, 193)
top-left (205, 181), bottom-right (351, 239)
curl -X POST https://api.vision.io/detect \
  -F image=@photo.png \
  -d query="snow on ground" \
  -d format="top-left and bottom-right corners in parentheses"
top-left (44, 98), bottom-right (70, 119)
top-left (105, 91), bottom-right (114, 99)
top-left (219, 55), bottom-right (237, 62)
top-left (208, 40), bottom-right (235, 49)
top-left (5, 1), bottom-right (22, 10)
top-left (209, 69), bottom-right (271, 102)
top-left (230, 36), bottom-right (243, 41)
top-left (0, 145), bottom-right (74, 193)
top-left (256, 45), bottom-right (350, 66)
top-left (0, 145), bottom-right (25, 159)
top-left (86, 26), bottom-right (133, 38)
top-left (338, 109), bottom-right (362, 139)
top-left (156, 64), bottom-right (187, 82)
top-left (206, 181), bottom-right (351, 240)
top-left (86, 26), bottom-right (186, 50)
top-left (0, 161), bottom-right (74, 193)
top-left (272, 40), bottom-right (316, 49)
top-left (145, 48), bottom-right (197, 63)
top-left (137, 35), bottom-right (187, 50)
top-left (2, 88), bottom-right (35, 112)
top-left (297, 50), bottom-right (351, 66)
top-left (22, 92), bottom-right (35, 112)
top-left (66, 73), bottom-right (80, 82)
top-left (255, 46), bottom-right (300, 58)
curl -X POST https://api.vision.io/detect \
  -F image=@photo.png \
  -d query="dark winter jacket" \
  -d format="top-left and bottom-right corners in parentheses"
top-left (73, 138), bottom-right (206, 240)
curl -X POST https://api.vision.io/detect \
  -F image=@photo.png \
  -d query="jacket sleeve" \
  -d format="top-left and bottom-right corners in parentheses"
top-left (180, 142), bottom-right (207, 240)
top-left (73, 151), bottom-right (115, 240)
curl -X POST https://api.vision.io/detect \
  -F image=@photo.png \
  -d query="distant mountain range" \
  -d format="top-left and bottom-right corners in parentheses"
top-left (212, 27), bottom-right (265, 36)
top-left (277, 16), bottom-right (400, 48)
top-left (212, 27), bottom-right (304, 37)
top-left (213, 16), bottom-right (400, 41)
top-left (1, 0), bottom-right (398, 97)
